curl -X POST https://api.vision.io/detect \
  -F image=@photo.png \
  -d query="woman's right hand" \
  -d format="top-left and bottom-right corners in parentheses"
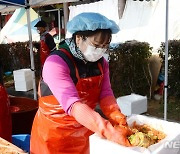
top-left (110, 127), bottom-right (132, 146)
top-left (114, 124), bottom-right (133, 136)
top-left (112, 125), bottom-right (133, 146)
top-left (70, 102), bottom-right (132, 147)
top-left (111, 132), bottom-right (132, 147)
top-left (103, 122), bottom-right (132, 147)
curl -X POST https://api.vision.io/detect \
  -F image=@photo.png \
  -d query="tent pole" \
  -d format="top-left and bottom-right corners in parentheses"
top-left (164, 0), bottom-right (169, 120)
top-left (58, 9), bottom-right (61, 42)
top-left (26, 7), bottom-right (37, 100)
top-left (63, 2), bottom-right (69, 35)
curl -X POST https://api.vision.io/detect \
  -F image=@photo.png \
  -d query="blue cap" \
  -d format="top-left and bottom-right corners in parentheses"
top-left (67, 12), bottom-right (120, 34)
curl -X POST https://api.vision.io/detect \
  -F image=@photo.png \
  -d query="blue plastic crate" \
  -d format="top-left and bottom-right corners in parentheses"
top-left (12, 134), bottom-right (30, 153)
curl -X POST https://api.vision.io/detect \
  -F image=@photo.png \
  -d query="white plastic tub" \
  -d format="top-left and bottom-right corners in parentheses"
top-left (116, 93), bottom-right (147, 116)
top-left (90, 115), bottom-right (180, 154)
top-left (13, 69), bottom-right (33, 82)
top-left (13, 69), bottom-right (33, 91)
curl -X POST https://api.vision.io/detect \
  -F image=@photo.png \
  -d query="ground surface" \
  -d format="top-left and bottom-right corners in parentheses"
top-left (145, 98), bottom-right (180, 123)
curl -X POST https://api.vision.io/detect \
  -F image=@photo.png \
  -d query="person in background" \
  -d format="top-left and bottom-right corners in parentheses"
top-left (154, 67), bottom-right (165, 100)
top-left (34, 20), bottom-right (56, 68)
top-left (0, 61), bottom-right (12, 142)
top-left (30, 12), bottom-right (132, 154)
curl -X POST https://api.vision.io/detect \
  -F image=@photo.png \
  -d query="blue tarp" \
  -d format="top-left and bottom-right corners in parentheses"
top-left (0, 0), bottom-right (26, 6)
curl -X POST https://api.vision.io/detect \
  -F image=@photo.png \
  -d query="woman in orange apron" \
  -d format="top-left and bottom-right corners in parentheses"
top-left (30, 12), bottom-right (132, 154)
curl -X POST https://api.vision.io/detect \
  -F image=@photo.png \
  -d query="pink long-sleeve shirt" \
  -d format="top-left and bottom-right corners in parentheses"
top-left (42, 55), bottom-right (114, 114)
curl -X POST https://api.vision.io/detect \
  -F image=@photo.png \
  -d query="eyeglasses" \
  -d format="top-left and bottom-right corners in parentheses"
top-left (86, 38), bottom-right (110, 50)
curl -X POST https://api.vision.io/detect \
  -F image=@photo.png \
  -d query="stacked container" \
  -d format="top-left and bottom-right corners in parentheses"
top-left (13, 69), bottom-right (33, 91)
top-left (116, 93), bottom-right (147, 116)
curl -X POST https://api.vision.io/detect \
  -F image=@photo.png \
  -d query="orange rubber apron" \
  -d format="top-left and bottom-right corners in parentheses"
top-left (0, 84), bottom-right (12, 142)
top-left (30, 49), bottom-right (103, 154)
top-left (40, 40), bottom-right (50, 67)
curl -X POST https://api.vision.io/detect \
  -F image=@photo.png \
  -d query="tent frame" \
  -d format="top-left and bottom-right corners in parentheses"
top-left (26, 5), bottom-right (37, 100)
top-left (0, 0), bottom-right (37, 100)
top-left (38, 8), bottom-right (63, 43)
top-left (1, 0), bottom-right (169, 120)
top-left (164, 0), bottom-right (168, 120)
top-left (0, 0), bottom-right (26, 7)
top-left (0, 0), bottom-right (76, 100)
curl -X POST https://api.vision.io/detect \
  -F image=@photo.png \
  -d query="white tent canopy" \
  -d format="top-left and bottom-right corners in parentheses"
top-left (0, 0), bottom-right (79, 11)
top-left (0, 5), bottom-right (18, 13)
top-left (0, 8), bottom-right (39, 43)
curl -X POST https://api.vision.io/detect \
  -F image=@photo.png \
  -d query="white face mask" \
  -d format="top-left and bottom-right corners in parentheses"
top-left (82, 44), bottom-right (107, 62)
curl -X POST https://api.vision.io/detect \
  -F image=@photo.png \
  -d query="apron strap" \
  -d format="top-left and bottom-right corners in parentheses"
top-left (59, 48), bottom-right (80, 80)
top-left (98, 62), bottom-right (103, 75)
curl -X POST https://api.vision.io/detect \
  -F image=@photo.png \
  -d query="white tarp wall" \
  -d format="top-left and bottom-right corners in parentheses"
top-left (68, 0), bottom-right (180, 53)
top-left (0, 5), bottom-right (19, 13)
top-left (67, 0), bottom-right (119, 40)
top-left (0, 8), bottom-right (39, 44)
top-left (117, 0), bottom-right (180, 52)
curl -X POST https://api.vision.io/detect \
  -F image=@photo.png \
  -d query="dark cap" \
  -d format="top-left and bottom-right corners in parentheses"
top-left (34, 20), bottom-right (47, 27)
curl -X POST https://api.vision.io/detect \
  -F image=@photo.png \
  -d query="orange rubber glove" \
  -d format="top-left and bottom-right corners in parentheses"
top-left (114, 124), bottom-right (133, 137)
top-left (100, 96), bottom-right (127, 126)
top-left (70, 102), bottom-right (131, 147)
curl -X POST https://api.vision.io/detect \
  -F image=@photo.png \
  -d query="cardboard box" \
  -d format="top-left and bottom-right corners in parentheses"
top-left (90, 115), bottom-right (180, 154)
top-left (116, 94), bottom-right (147, 116)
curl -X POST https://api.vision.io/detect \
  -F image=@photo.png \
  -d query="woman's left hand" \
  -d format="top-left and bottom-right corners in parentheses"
top-left (114, 124), bottom-right (133, 137)
top-left (109, 110), bottom-right (127, 126)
